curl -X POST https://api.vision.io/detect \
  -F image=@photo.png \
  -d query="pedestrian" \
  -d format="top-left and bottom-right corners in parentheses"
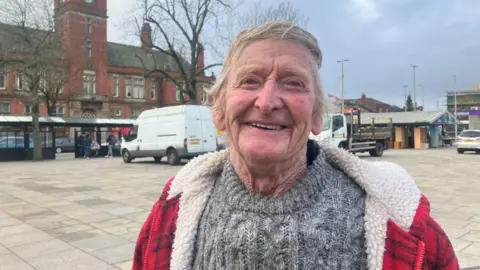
top-left (133, 22), bottom-right (458, 270)
top-left (83, 134), bottom-right (92, 158)
top-left (105, 134), bottom-right (115, 158)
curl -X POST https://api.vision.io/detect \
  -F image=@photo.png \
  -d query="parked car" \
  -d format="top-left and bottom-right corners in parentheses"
top-left (0, 136), bottom-right (33, 148)
top-left (55, 137), bottom-right (75, 153)
top-left (455, 130), bottom-right (480, 154)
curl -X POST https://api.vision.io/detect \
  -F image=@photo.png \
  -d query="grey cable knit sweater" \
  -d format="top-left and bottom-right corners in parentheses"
top-left (192, 151), bottom-right (368, 270)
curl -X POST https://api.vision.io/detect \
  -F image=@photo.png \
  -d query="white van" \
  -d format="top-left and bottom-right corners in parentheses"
top-left (121, 105), bottom-right (217, 165)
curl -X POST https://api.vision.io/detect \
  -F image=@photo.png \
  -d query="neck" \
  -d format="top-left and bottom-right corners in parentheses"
top-left (230, 146), bottom-right (308, 197)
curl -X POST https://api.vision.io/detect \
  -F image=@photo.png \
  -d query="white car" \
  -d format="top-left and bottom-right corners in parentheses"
top-left (455, 130), bottom-right (480, 154)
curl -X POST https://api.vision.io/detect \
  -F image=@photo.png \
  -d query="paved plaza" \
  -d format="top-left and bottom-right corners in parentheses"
top-left (0, 148), bottom-right (479, 269)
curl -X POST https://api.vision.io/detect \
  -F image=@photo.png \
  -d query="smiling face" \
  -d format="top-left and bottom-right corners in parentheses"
top-left (215, 39), bottom-right (322, 163)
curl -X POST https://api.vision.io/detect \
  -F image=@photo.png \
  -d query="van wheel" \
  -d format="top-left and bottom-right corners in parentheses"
top-left (154, 157), bottom-right (162, 163)
top-left (122, 150), bottom-right (133, 163)
top-left (167, 149), bottom-right (180, 165)
top-left (369, 142), bottom-right (384, 157)
top-left (457, 149), bottom-right (464, 154)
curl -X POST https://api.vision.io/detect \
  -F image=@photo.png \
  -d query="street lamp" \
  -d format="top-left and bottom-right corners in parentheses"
top-left (452, 75), bottom-right (457, 138)
top-left (411, 65), bottom-right (418, 111)
top-left (337, 59), bottom-right (349, 113)
top-left (402, 85), bottom-right (408, 112)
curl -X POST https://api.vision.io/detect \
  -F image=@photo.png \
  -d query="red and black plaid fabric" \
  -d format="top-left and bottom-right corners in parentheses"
top-left (133, 177), bottom-right (179, 270)
top-left (133, 181), bottom-right (460, 270)
top-left (383, 195), bottom-right (459, 270)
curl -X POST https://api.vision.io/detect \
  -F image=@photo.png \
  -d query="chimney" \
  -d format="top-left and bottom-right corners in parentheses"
top-left (361, 93), bottom-right (366, 100)
top-left (141, 23), bottom-right (152, 53)
top-left (197, 43), bottom-right (205, 72)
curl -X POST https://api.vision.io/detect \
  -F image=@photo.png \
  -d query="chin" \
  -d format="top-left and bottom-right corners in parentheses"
top-left (240, 140), bottom-right (287, 161)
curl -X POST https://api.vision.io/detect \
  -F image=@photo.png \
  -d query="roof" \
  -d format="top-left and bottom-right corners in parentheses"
top-left (360, 111), bottom-right (460, 125)
top-left (107, 42), bottom-right (187, 71)
top-left (466, 84), bottom-right (480, 92)
top-left (0, 22), bottom-right (62, 58)
top-left (0, 22), bottom-right (188, 72)
top-left (0, 116), bottom-right (135, 127)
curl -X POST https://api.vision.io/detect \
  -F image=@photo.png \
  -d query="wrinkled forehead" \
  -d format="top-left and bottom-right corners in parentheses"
top-left (229, 39), bottom-right (319, 77)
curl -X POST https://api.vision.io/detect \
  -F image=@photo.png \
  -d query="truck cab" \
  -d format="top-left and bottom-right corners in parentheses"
top-left (311, 107), bottom-right (393, 157)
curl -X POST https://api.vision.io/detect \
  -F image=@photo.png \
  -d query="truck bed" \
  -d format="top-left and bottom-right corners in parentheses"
top-left (353, 126), bottom-right (392, 141)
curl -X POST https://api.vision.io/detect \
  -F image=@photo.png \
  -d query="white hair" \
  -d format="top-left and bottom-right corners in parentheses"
top-left (207, 21), bottom-right (326, 118)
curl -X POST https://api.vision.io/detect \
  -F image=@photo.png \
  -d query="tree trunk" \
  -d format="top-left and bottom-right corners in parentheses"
top-left (31, 88), bottom-right (43, 161)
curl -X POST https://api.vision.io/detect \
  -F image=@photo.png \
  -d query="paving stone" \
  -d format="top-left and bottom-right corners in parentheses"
top-left (114, 260), bottom-right (133, 270)
top-left (90, 243), bottom-right (135, 264)
top-left (444, 228), bottom-right (471, 239)
top-left (90, 218), bottom-right (132, 229)
top-left (450, 238), bottom-right (474, 254)
top-left (119, 232), bottom-right (140, 243)
top-left (46, 224), bottom-right (93, 236)
top-left (0, 253), bottom-right (35, 270)
top-left (74, 212), bottom-right (117, 223)
top-left (464, 222), bottom-right (480, 231)
top-left (75, 198), bottom-right (114, 207)
top-left (0, 230), bottom-right (53, 248)
top-left (25, 249), bottom-right (110, 270)
top-left (0, 212), bottom-right (11, 219)
top-left (23, 214), bottom-right (71, 227)
top-left (0, 224), bottom-right (37, 238)
top-left (0, 217), bottom-right (22, 227)
top-left (0, 244), bottom-right (10, 255)
top-left (470, 215), bottom-right (480, 222)
top-left (100, 223), bottom-right (142, 235)
top-left (70, 234), bottom-right (130, 252)
top-left (463, 243), bottom-right (480, 256)
top-left (57, 229), bottom-right (108, 243)
top-left (461, 231), bottom-right (480, 243)
top-left (10, 238), bottom-right (75, 259)
top-left (123, 211), bottom-right (149, 223)
top-left (457, 253), bottom-right (480, 268)
top-left (32, 218), bottom-right (81, 231)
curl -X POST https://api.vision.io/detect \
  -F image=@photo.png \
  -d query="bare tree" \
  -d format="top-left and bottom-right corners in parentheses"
top-left (137, 0), bottom-right (233, 103)
top-left (237, 1), bottom-right (308, 30)
top-left (0, 0), bottom-right (68, 160)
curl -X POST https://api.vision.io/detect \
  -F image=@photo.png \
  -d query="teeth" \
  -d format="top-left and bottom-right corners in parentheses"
top-left (250, 123), bottom-right (283, 130)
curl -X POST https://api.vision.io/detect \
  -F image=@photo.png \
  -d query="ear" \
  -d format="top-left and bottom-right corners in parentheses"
top-left (213, 110), bottom-right (226, 131)
top-left (311, 112), bottom-right (322, 135)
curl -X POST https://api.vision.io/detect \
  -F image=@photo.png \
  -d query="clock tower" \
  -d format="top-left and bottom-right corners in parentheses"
top-left (54, 0), bottom-right (109, 105)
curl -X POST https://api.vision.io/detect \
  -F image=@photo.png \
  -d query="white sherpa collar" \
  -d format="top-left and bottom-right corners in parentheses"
top-left (168, 145), bottom-right (421, 270)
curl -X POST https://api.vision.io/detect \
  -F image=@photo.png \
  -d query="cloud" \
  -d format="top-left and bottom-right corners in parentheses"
top-left (350, 0), bottom-right (381, 22)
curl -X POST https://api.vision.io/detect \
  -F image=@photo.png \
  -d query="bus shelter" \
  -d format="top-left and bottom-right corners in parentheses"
top-left (0, 116), bottom-right (134, 162)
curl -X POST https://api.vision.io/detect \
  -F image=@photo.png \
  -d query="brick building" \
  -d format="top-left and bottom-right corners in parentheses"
top-left (344, 93), bottom-right (393, 113)
top-left (0, 0), bottom-right (214, 119)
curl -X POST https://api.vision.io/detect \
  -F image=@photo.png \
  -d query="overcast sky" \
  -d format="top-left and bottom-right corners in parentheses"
top-left (107, 0), bottom-right (480, 110)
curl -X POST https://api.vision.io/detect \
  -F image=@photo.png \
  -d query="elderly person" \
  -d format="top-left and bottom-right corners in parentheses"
top-left (133, 22), bottom-right (458, 270)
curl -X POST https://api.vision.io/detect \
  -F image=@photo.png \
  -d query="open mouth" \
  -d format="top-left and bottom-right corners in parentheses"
top-left (248, 123), bottom-right (287, 131)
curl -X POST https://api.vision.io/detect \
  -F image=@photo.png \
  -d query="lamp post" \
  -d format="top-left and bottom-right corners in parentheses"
top-left (452, 75), bottom-right (457, 138)
top-left (337, 59), bottom-right (349, 113)
top-left (402, 85), bottom-right (408, 112)
top-left (411, 65), bottom-right (418, 111)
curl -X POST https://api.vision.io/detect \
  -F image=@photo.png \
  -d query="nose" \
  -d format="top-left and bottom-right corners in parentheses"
top-left (254, 80), bottom-right (283, 114)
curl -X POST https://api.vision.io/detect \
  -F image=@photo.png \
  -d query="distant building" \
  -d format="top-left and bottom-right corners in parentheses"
top-left (344, 93), bottom-right (393, 113)
top-left (0, 0), bottom-right (214, 119)
top-left (447, 84), bottom-right (480, 129)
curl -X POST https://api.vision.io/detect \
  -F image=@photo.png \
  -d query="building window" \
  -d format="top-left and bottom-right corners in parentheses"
top-left (86, 39), bottom-right (92, 58)
top-left (201, 85), bottom-right (209, 105)
top-left (16, 72), bottom-right (28, 91)
top-left (125, 77), bottom-right (145, 99)
top-left (0, 71), bottom-right (6, 90)
top-left (0, 102), bottom-right (11, 115)
top-left (24, 104), bottom-right (32, 114)
top-left (175, 82), bottom-right (185, 102)
top-left (52, 105), bottom-right (65, 116)
top-left (112, 75), bottom-right (119, 97)
top-left (86, 18), bottom-right (92, 34)
top-left (131, 108), bottom-right (142, 119)
top-left (151, 79), bottom-right (156, 100)
top-left (110, 108), bottom-right (123, 117)
top-left (82, 71), bottom-right (96, 94)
